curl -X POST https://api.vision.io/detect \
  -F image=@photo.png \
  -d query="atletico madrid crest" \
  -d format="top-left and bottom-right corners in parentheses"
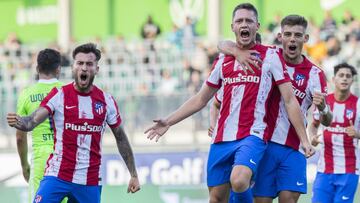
top-left (295, 73), bottom-right (305, 86)
top-left (95, 102), bottom-right (104, 115)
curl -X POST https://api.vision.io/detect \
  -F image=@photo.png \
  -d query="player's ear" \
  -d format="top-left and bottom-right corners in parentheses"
top-left (277, 32), bottom-right (282, 42)
top-left (304, 34), bottom-right (309, 43)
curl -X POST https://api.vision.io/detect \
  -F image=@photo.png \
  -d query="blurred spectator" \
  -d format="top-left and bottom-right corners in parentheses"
top-left (141, 15), bottom-right (161, 40)
top-left (182, 16), bottom-right (197, 50)
top-left (342, 10), bottom-right (355, 25)
top-left (167, 24), bottom-right (183, 49)
top-left (4, 32), bottom-right (21, 50)
top-left (305, 28), bottom-right (327, 65)
top-left (320, 11), bottom-right (337, 40)
top-left (326, 36), bottom-right (341, 57)
top-left (157, 69), bottom-right (178, 95)
top-left (267, 13), bottom-right (281, 33)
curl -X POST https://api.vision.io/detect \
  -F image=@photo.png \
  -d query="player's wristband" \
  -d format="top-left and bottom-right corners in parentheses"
top-left (319, 105), bottom-right (329, 115)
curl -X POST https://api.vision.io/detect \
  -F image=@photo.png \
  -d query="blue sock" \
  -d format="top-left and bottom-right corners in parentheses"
top-left (230, 188), bottom-right (252, 203)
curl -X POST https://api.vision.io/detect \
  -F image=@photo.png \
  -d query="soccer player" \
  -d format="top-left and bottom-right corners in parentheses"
top-left (15, 48), bottom-right (67, 203)
top-left (208, 34), bottom-right (261, 137)
top-left (310, 62), bottom-right (359, 203)
top-left (7, 43), bottom-right (140, 203)
top-left (217, 15), bottom-right (331, 203)
top-left (145, 4), bottom-right (313, 203)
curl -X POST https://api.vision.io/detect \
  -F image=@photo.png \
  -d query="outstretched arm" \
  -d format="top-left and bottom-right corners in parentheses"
top-left (111, 126), bottom-right (140, 193)
top-left (7, 107), bottom-right (49, 131)
top-left (278, 82), bottom-right (315, 157)
top-left (145, 84), bottom-right (218, 141)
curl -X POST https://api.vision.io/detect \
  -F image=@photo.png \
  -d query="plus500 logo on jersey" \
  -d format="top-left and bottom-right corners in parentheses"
top-left (224, 73), bottom-right (260, 85)
top-left (292, 86), bottom-right (306, 99)
top-left (65, 122), bottom-right (103, 132)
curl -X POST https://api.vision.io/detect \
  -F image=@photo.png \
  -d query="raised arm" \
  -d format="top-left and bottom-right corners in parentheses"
top-left (7, 107), bottom-right (49, 131)
top-left (111, 125), bottom-right (140, 193)
top-left (278, 82), bottom-right (315, 157)
top-left (313, 92), bottom-right (332, 126)
top-left (145, 84), bottom-right (218, 142)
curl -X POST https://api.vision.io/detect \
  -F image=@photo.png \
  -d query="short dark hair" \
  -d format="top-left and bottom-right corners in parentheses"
top-left (281, 15), bottom-right (308, 29)
top-left (255, 33), bottom-right (262, 43)
top-left (334, 62), bottom-right (357, 76)
top-left (232, 3), bottom-right (258, 20)
top-left (37, 48), bottom-right (61, 75)
top-left (72, 43), bottom-right (101, 61)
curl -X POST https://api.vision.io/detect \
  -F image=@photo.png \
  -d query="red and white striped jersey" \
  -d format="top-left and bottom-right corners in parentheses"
top-left (207, 44), bottom-right (290, 144)
top-left (314, 93), bottom-right (360, 174)
top-left (40, 82), bottom-right (122, 185)
top-left (265, 51), bottom-right (328, 151)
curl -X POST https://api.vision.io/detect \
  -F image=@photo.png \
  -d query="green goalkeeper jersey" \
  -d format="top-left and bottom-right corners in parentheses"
top-left (16, 79), bottom-right (63, 148)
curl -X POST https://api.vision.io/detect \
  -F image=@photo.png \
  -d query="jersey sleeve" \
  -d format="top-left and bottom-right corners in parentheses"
top-left (40, 87), bottom-right (61, 114)
top-left (214, 86), bottom-right (223, 103)
top-left (309, 68), bottom-right (328, 95)
top-left (16, 88), bottom-right (29, 116)
top-left (267, 49), bottom-right (291, 85)
top-left (105, 93), bottom-right (122, 128)
top-left (355, 99), bottom-right (360, 132)
top-left (206, 53), bottom-right (224, 89)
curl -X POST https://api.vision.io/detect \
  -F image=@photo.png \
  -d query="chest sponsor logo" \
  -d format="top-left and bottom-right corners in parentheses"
top-left (223, 73), bottom-right (260, 85)
top-left (65, 122), bottom-right (103, 132)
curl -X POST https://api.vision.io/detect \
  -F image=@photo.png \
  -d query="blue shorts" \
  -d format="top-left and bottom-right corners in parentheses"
top-left (252, 142), bottom-right (307, 198)
top-left (312, 172), bottom-right (359, 203)
top-left (207, 135), bottom-right (267, 187)
top-left (33, 176), bottom-right (102, 203)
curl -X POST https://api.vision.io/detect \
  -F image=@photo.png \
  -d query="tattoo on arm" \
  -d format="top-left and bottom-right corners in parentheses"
top-left (15, 108), bottom-right (48, 131)
top-left (112, 126), bottom-right (138, 177)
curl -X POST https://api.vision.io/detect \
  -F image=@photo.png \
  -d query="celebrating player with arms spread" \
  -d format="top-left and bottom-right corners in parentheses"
top-left (217, 15), bottom-right (331, 203)
top-left (146, 4), bottom-right (312, 203)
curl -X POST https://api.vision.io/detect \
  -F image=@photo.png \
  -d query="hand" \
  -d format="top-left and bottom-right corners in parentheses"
top-left (312, 92), bottom-right (326, 111)
top-left (310, 134), bottom-right (321, 147)
top-left (7, 113), bottom-right (19, 127)
top-left (346, 120), bottom-right (359, 138)
top-left (208, 127), bottom-right (214, 137)
top-left (145, 119), bottom-right (170, 142)
top-left (127, 176), bottom-right (140, 193)
top-left (235, 50), bottom-right (262, 75)
top-left (302, 142), bottom-right (315, 158)
top-left (22, 162), bottom-right (30, 182)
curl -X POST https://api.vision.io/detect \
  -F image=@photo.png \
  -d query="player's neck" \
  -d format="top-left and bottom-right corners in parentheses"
top-left (237, 41), bottom-right (256, 50)
top-left (74, 83), bottom-right (93, 94)
top-left (283, 55), bottom-right (303, 65)
top-left (38, 73), bottom-right (57, 80)
top-left (334, 90), bottom-right (351, 101)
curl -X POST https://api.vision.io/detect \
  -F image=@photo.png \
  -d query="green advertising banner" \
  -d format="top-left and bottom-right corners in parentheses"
top-left (0, 0), bottom-right (57, 43)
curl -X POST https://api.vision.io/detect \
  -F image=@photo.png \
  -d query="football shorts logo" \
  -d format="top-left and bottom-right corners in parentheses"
top-left (34, 195), bottom-right (42, 203)
top-left (95, 102), bottom-right (104, 115)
